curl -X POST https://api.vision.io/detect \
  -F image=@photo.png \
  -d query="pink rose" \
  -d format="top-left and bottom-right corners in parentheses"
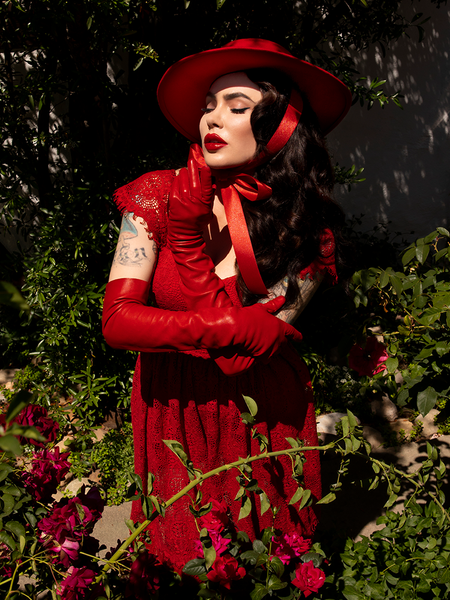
top-left (16, 404), bottom-right (59, 446)
top-left (23, 447), bottom-right (70, 501)
top-left (38, 487), bottom-right (104, 566)
top-left (349, 337), bottom-right (388, 377)
top-left (207, 554), bottom-right (246, 589)
top-left (56, 566), bottom-right (96, 600)
top-left (198, 499), bottom-right (229, 533)
top-left (271, 532), bottom-right (311, 564)
top-left (195, 529), bottom-right (230, 557)
top-left (292, 560), bottom-right (325, 597)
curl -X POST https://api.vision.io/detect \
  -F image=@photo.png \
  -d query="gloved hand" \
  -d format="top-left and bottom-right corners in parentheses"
top-left (102, 278), bottom-right (302, 362)
top-left (168, 150), bottom-right (302, 376)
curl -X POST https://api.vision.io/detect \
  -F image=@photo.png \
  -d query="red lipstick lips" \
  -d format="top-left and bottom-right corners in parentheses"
top-left (204, 133), bottom-right (227, 152)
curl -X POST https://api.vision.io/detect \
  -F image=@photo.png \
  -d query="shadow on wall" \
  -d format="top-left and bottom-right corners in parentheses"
top-left (328, 0), bottom-right (450, 238)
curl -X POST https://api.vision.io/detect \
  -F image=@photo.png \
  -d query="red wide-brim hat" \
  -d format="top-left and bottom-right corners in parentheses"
top-left (157, 38), bottom-right (352, 142)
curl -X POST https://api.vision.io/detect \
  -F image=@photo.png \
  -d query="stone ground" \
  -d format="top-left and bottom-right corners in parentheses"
top-left (2, 369), bottom-right (449, 554)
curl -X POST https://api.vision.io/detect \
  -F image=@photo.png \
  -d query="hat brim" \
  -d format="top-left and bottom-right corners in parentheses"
top-left (157, 42), bottom-right (352, 141)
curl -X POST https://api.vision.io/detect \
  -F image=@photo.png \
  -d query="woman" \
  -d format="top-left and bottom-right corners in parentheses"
top-left (102, 39), bottom-right (351, 572)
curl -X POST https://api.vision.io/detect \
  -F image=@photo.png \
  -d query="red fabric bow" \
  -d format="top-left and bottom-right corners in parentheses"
top-left (189, 90), bottom-right (303, 295)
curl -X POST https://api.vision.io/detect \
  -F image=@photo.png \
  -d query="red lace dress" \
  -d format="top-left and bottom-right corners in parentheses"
top-left (114, 170), bottom-right (336, 572)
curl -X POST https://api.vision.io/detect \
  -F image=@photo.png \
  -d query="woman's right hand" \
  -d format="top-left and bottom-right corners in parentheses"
top-left (169, 145), bottom-right (214, 234)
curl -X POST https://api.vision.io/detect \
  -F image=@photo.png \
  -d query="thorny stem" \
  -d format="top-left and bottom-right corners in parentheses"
top-left (94, 441), bottom-right (333, 584)
top-left (366, 456), bottom-right (450, 524)
top-left (94, 429), bottom-right (450, 587)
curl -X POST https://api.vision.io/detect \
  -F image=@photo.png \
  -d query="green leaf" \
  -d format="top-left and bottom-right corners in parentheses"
top-left (243, 395), bottom-right (258, 417)
top-left (317, 492), bottom-right (336, 505)
top-left (0, 529), bottom-right (16, 550)
top-left (390, 275), bottom-right (403, 296)
top-left (250, 583), bottom-right (269, 600)
top-left (285, 437), bottom-right (298, 448)
top-left (0, 435), bottom-right (23, 456)
top-left (347, 410), bottom-right (358, 430)
top-left (259, 491), bottom-right (270, 516)
top-left (239, 495), bottom-right (252, 520)
top-left (289, 487), bottom-right (304, 505)
top-left (7, 423), bottom-right (46, 443)
top-left (298, 488), bottom-right (312, 510)
top-left (267, 575), bottom-right (287, 591)
top-left (203, 542), bottom-right (216, 570)
top-left (436, 226), bottom-right (450, 237)
top-left (141, 496), bottom-right (153, 518)
top-left (341, 416), bottom-right (349, 437)
top-left (240, 412), bottom-right (255, 426)
top-left (253, 539), bottom-right (267, 554)
top-left (5, 390), bottom-right (35, 423)
top-left (5, 520), bottom-right (26, 539)
top-left (416, 244), bottom-right (430, 264)
top-left (417, 386), bottom-right (438, 416)
top-left (0, 281), bottom-right (29, 311)
top-left (147, 472), bottom-right (155, 495)
top-left (342, 584), bottom-right (366, 600)
top-left (384, 493), bottom-right (397, 509)
top-left (162, 439), bottom-right (189, 465)
top-left (269, 556), bottom-right (284, 578)
top-left (183, 558), bottom-right (207, 577)
top-left (385, 357), bottom-right (399, 373)
top-left (401, 247), bottom-right (416, 266)
top-left (0, 493), bottom-right (15, 516)
top-left (0, 464), bottom-right (13, 483)
top-left (190, 502), bottom-right (212, 518)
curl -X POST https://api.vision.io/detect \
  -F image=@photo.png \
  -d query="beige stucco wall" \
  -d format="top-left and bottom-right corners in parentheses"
top-left (328, 0), bottom-right (450, 238)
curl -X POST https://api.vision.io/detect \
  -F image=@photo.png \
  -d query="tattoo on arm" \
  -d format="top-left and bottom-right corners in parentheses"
top-left (112, 212), bottom-right (155, 268)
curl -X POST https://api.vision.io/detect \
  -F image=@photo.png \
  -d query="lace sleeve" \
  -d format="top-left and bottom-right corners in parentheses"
top-left (112, 170), bottom-right (175, 249)
top-left (299, 228), bottom-right (337, 284)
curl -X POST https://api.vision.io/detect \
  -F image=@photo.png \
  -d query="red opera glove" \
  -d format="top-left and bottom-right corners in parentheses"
top-left (102, 278), bottom-right (302, 359)
top-left (168, 151), bottom-right (287, 375)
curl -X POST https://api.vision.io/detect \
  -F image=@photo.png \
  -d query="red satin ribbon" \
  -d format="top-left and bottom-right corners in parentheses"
top-left (191, 90), bottom-right (303, 295)
top-left (215, 173), bottom-right (272, 295)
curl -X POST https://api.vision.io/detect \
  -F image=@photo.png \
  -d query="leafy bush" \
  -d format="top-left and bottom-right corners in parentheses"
top-left (2, 394), bottom-right (449, 600)
top-left (351, 228), bottom-right (450, 416)
top-left (69, 422), bottom-right (134, 506)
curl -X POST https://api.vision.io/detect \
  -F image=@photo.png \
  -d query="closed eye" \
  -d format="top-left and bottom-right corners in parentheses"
top-left (231, 108), bottom-right (250, 114)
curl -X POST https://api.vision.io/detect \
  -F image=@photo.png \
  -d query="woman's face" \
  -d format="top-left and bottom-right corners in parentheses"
top-left (199, 72), bottom-right (262, 170)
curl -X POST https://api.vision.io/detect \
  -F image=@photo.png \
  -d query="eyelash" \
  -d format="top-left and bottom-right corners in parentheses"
top-left (201, 107), bottom-right (250, 114)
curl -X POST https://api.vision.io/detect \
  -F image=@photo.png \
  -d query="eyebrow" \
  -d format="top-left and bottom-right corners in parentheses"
top-left (206, 91), bottom-right (257, 103)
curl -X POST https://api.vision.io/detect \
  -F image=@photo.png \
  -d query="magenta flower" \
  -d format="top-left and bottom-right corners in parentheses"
top-left (38, 487), bottom-right (104, 566)
top-left (56, 566), bottom-right (96, 600)
top-left (271, 532), bottom-right (312, 564)
top-left (16, 405), bottom-right (60, 446)
top-left (292, 560), bottom-right (325, 597)
top-left (23, 447), bottom-right (70, 501)
top-left (198, 499), bottom-right (229, 533)
top-left (206, 554), bottom-right (246, 589)
top-left (0, 542), bottom-right (13, 578)
top-left (125, 551), bottom-right (160, 599)
top-left (195, 529), bottom-right (231, 557)
top-left (348, 337), bottom-right (389, 377)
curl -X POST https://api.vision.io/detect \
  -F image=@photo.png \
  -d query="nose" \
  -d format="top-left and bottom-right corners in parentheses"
top-left (205, 106), bottom-right (224, 130)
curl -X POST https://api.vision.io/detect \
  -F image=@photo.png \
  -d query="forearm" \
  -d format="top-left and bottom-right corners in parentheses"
top-left (259, 275), bottom-right (323, 324)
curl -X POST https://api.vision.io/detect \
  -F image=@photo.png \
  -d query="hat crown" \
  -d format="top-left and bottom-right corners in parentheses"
top-left (222, 38), bottom-right (294, 58)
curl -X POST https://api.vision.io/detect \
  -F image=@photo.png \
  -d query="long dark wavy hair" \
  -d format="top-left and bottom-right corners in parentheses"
top-left (236, 68), bottom-right (347, 308)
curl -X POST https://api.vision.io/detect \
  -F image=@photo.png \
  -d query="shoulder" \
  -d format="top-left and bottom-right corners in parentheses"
top-left (113, 170), bottom-right (175, 248)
